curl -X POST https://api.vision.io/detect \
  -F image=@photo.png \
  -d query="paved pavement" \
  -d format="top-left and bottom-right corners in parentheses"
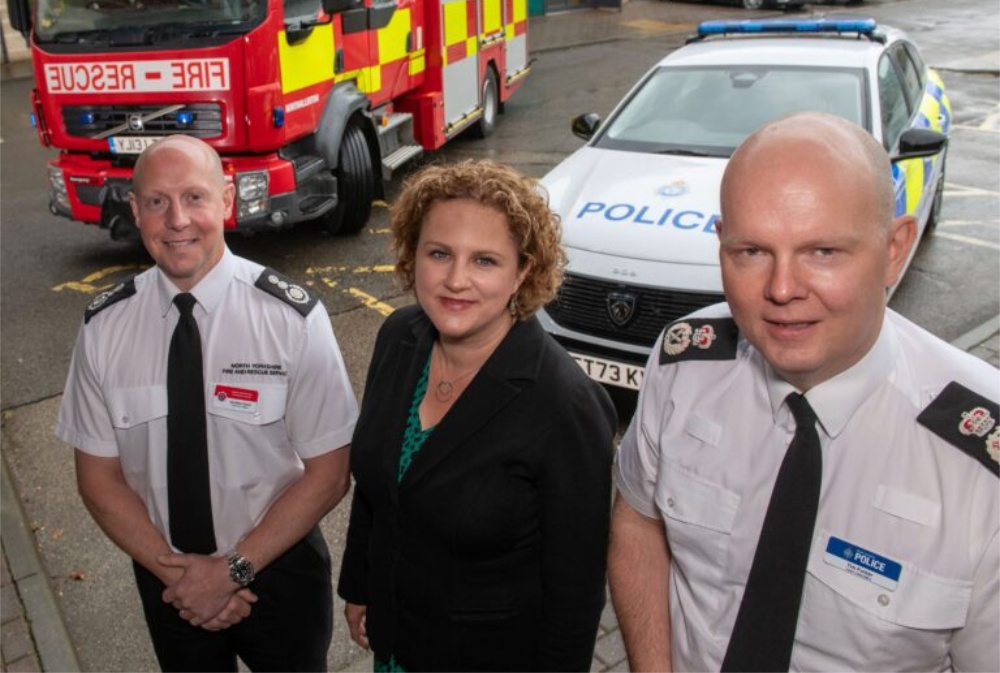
top-left (1, 0), bottom-right (998, 671)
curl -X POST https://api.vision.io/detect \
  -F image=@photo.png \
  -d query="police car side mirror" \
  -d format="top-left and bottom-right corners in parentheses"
top-left (572, 113), bottom-right (601, 141)
top-left (891, 127), bottom-right (948, 161)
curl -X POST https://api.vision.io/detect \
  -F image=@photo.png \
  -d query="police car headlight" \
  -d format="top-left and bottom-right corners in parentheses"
top-left (236, 171), bottom-right (269, 220)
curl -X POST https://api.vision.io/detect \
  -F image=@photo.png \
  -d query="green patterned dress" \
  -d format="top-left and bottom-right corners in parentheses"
top-left (376, 355), bottom-right (435, 672)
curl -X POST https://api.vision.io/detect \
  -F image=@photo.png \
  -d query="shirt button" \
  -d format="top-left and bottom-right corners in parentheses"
top-left (666, 497), bottom-right (675, 509)
top-left (121, 415), bottom-right (130, 424)
top-left (877, 594), bottom-right (890, 607)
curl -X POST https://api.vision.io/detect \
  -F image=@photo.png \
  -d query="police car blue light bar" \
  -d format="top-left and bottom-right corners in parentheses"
top-left (698, 18), bottom-right (877, 36)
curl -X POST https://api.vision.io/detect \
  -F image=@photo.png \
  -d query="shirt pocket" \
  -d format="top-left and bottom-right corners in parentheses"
top-left (655, 461), bottom-right (740, 625)
top-left (802, 528), bottom-right (971, 669)
top-left (106, 386), bottom-right (168, 430)
top-left (205, 382), bottom-right (287, 425)
top-left (105, 386), bottom-right (168, 487)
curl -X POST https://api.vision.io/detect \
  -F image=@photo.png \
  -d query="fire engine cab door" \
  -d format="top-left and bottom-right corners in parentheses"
top-left (504, 0), bottom-right (527, 79)
top-left (441, 0), bottom-right (479, 132)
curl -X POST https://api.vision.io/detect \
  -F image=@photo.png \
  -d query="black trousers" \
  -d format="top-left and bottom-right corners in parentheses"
top-left (134, 528), bottom-right (333, 672)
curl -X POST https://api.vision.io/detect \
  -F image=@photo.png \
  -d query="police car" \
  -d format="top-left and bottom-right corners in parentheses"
top-left (538, 18), bottom-right (950, 392)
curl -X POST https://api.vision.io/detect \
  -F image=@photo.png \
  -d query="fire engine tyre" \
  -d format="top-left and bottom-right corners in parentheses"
top-left (471, 69), bottom-right (499, 139)
top-left (325, 121), bottom-right (376, 235)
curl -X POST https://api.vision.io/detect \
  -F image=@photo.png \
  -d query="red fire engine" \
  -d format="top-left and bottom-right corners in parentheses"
top-left (8, 0), bottom-right (530, 240)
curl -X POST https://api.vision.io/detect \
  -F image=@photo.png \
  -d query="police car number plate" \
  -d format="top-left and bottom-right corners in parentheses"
top-left (109, 136), bottom-right (161, 154)
top-left (570, 352), bottom-right (643, 391)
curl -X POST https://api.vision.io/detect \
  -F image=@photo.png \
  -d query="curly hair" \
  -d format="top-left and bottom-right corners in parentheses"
top-left (390, 160), bottom-right (567, 320)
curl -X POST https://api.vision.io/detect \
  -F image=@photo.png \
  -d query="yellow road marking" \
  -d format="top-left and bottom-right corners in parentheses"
top-left (321, 278), bottom-right (339, 289)
top-left (347, 288), bottom-right (395, 316)
top-left (52, 264), bottom-right (148, 294)
top-left (306, 264), bottom-right (395, 275)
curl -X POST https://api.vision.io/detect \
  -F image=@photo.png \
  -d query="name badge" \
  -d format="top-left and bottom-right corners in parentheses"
top-left (824, 536), bottom-right (902, 591)
top-left (212, 384), bottom-right (260, 414)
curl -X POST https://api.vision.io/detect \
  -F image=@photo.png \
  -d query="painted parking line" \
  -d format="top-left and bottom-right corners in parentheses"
top-left (51, 264), bottom-right (149, 294)
top-left (932, 231), bottom-right (1000, 251)
top-left (347, 288), bottom-right (395, 317)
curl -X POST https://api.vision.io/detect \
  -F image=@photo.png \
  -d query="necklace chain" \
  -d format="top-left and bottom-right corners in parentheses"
top-left (433, 345), bottom-right (481, 403)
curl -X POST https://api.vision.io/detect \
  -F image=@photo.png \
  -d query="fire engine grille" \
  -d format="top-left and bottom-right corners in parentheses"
top-left (63, 104), bottom-right (223, 139)
top-left (546, 273), bottom-right (724, 347)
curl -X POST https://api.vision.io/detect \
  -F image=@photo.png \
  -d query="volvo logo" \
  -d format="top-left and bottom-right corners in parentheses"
top-left (127, 114), bottom-right (144, 132)
top-left (606, 292), bottom-right (637, 327)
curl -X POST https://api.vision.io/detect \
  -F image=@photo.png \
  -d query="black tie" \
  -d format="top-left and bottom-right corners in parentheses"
top-left (722, 392), bottom-right (822, 672)
top-left (167, 293), bottom-right (216, 554)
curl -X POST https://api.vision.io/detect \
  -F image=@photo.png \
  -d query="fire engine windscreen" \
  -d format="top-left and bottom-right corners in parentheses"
top-left (34, 0), bottom-right (265, 43)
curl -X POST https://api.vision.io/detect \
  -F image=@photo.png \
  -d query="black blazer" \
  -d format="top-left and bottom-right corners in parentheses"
top-left (338, 305), bottom-right (617, 671)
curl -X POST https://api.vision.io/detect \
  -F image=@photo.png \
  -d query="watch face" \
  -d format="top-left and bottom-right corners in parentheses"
top-left (229, 556), bottom-right (255, 586)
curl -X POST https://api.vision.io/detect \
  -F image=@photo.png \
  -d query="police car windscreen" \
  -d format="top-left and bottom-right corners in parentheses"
top-left (596, 65), bottom-right (867, 156)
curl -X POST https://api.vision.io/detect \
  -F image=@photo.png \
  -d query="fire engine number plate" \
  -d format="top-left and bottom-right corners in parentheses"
top-left (569, 351), bottom-right (643, 391)
top-left (109, 136), bottom-right (161, 155)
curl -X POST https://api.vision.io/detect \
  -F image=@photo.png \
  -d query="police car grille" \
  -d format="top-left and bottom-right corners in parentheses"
top-left (63, 104), bottom-right (223, 138)
top-left (547, 274), bottom-right (723, 347)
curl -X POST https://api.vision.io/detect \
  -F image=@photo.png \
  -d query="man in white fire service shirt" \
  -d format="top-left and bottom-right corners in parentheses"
top-left (57, 135), bottom-right (358, 671)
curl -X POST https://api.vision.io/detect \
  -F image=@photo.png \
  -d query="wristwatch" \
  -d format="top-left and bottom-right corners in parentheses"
top-left (227, 551), bottom-right (256, 587)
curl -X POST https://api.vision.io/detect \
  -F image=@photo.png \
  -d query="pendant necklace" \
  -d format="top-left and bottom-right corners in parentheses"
top-left (433, 345), bottom-right (481, 403)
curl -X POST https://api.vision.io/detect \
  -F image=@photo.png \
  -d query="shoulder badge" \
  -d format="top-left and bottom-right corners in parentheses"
top-left (254, 268), bottom-right (317, 317)
top-left (84, 278), bottom-right (137, 324)
top-left (659, 317), bottom-right (738, 365)
top-left (917, 381), bottom-right (999, 477)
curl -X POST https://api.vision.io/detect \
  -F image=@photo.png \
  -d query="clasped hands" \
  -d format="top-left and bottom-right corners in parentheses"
top-left (158, 553), bottom-right (258, 631)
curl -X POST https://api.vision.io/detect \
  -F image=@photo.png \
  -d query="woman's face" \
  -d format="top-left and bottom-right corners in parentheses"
top-left (414, 198), bottom-right (529, 347)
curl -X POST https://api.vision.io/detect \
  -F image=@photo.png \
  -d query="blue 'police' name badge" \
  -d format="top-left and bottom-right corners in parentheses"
top-left (823, 536), bottom-right (902, 591)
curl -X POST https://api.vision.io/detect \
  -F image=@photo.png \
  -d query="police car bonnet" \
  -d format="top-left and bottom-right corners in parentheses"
top-left (543, 147), bottom-right (724, 266)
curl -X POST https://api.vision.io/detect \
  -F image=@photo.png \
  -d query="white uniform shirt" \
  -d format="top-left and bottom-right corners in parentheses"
top-left (57, 249), bottom-right (358, 554)
top-left (617, 304), bottom-right (1000, 672)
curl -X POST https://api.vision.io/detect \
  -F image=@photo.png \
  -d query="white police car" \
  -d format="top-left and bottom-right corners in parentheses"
top-left (538, 18), bottom-right (950, 391)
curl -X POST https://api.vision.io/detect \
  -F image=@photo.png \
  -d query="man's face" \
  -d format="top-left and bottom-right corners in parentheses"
top-left (129, 143), bottom-right (233, 292)
top-left (718, 148), bottom-right (913, 391)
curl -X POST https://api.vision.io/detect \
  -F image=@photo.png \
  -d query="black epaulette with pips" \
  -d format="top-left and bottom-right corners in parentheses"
top-left (254, 268), bottom-right (317, 317)
top-left (84, 278), bottom-right (137, 324)
top-left (658, 317), bottom-right (739, 365)
top-left (917, 381), bottom-right (999, 477)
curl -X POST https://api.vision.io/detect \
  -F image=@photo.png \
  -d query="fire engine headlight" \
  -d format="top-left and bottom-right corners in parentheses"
top-left (49, 167), bottom-right (67, 195)
top-left (49, 167), bottom-right (71, 210)
top-left (236, 171), bottom-right (269, 220)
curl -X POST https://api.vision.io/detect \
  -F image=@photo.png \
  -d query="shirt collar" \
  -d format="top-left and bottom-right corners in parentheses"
top-left (765, 316), bottom-right (898, 438)
top-left (155, 247), bottom-right (236, 317)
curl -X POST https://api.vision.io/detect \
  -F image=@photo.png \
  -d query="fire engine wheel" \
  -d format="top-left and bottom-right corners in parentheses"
top-left (324, 121), bottom-right (376, 235)
top-left (471, 69), bottom-right (499, 139)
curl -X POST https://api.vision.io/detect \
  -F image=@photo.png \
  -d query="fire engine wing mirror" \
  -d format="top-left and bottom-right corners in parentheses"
top-left (891, 127), bottom-right (947, 162)
top-left (572, 113), bottom-right (601, 141)
top-left (7, 0), bottom-right (30, 39)
top-left (322, 0), bottom-right (360, 14)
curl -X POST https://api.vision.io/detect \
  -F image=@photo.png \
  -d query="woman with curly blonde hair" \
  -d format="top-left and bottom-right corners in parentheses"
top-left (338, 160), bottom-right (617, 671)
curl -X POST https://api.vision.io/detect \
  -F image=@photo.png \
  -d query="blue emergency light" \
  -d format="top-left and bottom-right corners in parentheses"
top-left (30, 113), bottom-right (37, 128)
top-left (697, 18), bottom-right (877, 37)
top-left (273, 107), bottom-right (285, 128)
top-left (79, 112), bottom-right (96, 124)
top-left (176, 111), bottom-right (194, 126)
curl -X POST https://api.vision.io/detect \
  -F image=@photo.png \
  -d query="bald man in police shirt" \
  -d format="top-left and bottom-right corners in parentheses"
top-left (609, 113), bottom-right (999, 671)
top-left (57, 136), bottom-right (358, 671)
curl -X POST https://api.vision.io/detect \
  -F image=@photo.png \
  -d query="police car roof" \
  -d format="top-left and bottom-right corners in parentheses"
top-left (660, 23), bottom-right (908, 71)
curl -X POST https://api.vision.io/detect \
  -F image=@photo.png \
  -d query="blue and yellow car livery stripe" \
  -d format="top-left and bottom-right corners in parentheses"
top-left (892, 68), bottom-right (951, 218)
